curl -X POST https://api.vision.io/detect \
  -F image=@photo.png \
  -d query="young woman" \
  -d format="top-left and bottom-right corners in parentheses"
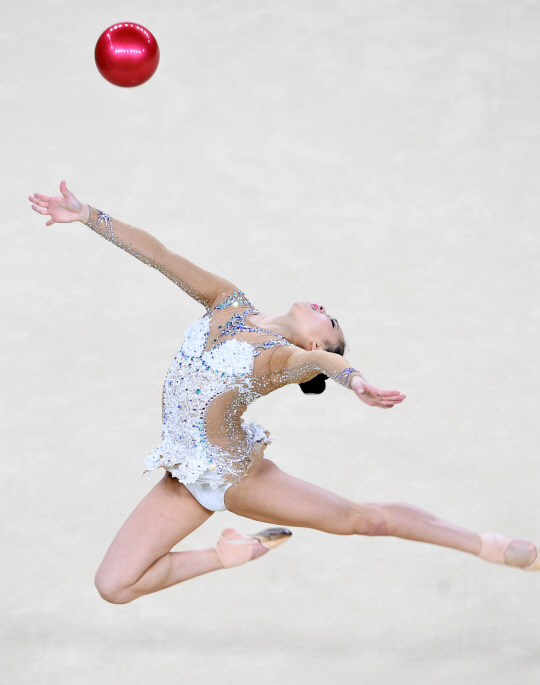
top-left (29, 182), bottom-right (539, 604)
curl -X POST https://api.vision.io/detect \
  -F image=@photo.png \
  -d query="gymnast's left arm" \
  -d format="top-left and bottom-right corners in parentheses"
top-left (282, 348), bottom-right (406, 409)
top-left (28, 181), bottom-right (237, 309)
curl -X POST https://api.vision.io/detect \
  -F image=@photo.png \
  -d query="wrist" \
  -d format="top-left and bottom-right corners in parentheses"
top-left (79, 203), bottom-right (90, 224)
top-left (330, 367), bottom-right (365, 390)
top-left (350, 374), bottom-right (364, 391)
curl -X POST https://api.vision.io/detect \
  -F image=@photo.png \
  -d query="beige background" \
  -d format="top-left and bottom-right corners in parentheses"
top-left (2, 1), bottom-right (540, 683)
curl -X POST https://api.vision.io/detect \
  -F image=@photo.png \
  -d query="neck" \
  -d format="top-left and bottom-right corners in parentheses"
top-left (249, 312), bottom-right (300, 346)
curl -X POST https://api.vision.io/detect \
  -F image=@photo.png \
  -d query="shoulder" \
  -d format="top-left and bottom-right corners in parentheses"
top-left (280, 348), bottom-right (348, 380)
top-left (210, 289), bottom-right (255, 312)
top-left (282, 348), bottom-right (329, 368)
top-left (269, 346), bottom-right (321, 385)
top-left (251, 344), bottom-right (315, 391)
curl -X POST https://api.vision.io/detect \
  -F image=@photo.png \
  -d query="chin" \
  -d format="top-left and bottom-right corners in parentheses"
top-left (286, 302), bottom-right (306, 319)
top-left (291, 301), bottom-right (312, 312)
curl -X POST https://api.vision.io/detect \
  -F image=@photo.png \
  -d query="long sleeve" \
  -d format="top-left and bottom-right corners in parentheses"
top-left (85, 206), bottom-right (236, 309)
top-left (279, 347), bottom-right (364, 389)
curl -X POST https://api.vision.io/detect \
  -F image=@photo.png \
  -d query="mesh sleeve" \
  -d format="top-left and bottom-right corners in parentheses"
top-left (85, 206), bottom-right (236, 309)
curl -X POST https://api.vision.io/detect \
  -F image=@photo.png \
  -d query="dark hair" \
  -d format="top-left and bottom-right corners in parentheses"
top-left (299, 339), bottom-right (346, 395)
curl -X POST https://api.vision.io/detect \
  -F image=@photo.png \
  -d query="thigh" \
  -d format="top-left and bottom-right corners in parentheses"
top-left (97, 473), bottom-right (213, 586)
top-left (225, 459), bottom-right (368, 535)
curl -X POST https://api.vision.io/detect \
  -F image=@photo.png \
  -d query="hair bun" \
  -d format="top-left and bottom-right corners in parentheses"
top-left (299, 373), bottom-right (328, 395)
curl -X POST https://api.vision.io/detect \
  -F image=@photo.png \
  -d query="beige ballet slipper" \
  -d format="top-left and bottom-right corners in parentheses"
top-left (215, 527), bottom-right (292, 569)
top-left (524, 548), bottom-right (540, 571)
top-left (251, 527), bottom-right (293, 549)
top-left (479, 532), bottom-right (539, 570)
top-left (479, 532), bottom-right (512, 565)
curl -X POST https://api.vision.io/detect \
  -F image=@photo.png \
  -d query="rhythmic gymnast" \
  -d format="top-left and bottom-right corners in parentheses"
top-left (28, 182), bottom-right (539, 604)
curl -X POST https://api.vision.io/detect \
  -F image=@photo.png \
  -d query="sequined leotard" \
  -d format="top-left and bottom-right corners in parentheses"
top-left (85, 207), bottom-right (362, 510)
top-left (142, 291), bottom-right (293, 488)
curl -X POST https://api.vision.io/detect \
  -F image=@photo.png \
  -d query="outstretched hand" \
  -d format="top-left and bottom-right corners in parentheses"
top-left (350, 375), bottom-right (406, 409)
top-left (28, 181), bottom-right (85, 226)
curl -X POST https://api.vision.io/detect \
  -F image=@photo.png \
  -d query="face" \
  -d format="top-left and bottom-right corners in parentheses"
top-left (289, 301), bottom-right (344, 351)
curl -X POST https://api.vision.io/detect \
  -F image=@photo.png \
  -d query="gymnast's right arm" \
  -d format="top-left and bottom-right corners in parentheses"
top-left (28, 181), bottom-right (237, 309)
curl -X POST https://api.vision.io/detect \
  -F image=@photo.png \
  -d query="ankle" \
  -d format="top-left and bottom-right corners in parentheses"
top-left (249, 540), bottom-right (269, 561)
top-left (215, 528), bottom-right (257, 569)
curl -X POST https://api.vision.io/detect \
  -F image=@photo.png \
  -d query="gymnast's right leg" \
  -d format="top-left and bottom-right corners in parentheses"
top-left (94, 473), bottom-right (221, 604)
top-left (225, 459), bottom-right (539, 570)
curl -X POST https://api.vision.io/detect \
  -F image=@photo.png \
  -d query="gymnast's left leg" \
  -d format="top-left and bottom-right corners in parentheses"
top-left (225, 459), bottom-right (539, 570)
top-left (94, 470), bottom-right (278, 603)
top-left (95, 473), bottom-right (222, 604)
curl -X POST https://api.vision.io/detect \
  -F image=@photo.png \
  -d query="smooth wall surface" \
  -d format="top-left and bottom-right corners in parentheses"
top-left (2, 1), bottom-right (540, 683)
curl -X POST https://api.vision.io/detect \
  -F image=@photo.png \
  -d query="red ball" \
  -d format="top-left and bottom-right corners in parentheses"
top-left (95, 23), bottom-right (160, 87)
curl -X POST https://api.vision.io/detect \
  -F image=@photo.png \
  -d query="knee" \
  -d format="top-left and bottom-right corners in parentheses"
top-left (348, 503), bottom-right (390, 537)
top-left (94, 570), bottom-right (133, 605)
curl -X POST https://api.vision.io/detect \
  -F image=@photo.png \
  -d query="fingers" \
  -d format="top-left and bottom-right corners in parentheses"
top-left (377, 389), bottom-right (406, 399)
top-left (359, 386), bottom-right (405, 399)
top-left (28, 194), bottom-right (50, 207)
top-left (60, 180), bottom-right (68, 196)
top-left (374, 392), bottom-right (406, 402)
top-left (30, 203), bottom-right (49, 215)
top-left (28, 195), bottom-right (54, 225)
top-left (358, 393), bottom-right (405, 408)
top-left (377, 400), bottom-right (403, 409)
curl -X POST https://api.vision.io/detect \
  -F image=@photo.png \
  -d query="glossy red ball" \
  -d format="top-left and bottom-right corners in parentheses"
top-left (95, 23), bottom-right (160, 87)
